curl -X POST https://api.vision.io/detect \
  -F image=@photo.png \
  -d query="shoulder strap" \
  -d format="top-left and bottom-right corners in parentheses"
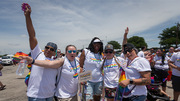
top-left (55, 58), bottom-right (65, 86)
top-left (114, 56), bottom-right (121, 69)
top-left (35, 52), bottom-right (42, 59)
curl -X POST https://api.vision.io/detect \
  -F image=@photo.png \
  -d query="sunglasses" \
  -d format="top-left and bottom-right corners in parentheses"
top-left (105, 50), bottom-right (113, 54)
top-left (45, 46), bottom-right (55, 51)
top-left (68, 50), bottom-right (77, 53)
top-left (123, 48), bottom-right (132, 54)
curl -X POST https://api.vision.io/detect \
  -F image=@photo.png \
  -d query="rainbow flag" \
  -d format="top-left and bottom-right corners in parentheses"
top-left (115, 70), bottom-right (132, 101)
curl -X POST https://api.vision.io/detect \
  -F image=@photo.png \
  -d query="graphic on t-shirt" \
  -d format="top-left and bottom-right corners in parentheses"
top-left (104, 63), bottom-right (118, 69)
top-left (90, 58), bottom-right (102, 62)
top-left (177, 59), bottom-right (180, 62)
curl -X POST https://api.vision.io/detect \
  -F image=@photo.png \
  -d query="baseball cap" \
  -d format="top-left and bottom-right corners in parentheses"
top-left (123, 43), bottom-right (136, 54)
top-left (46, 42), bottom-right (57, 51)
top-left (105, 44), bottom-right (114, 50)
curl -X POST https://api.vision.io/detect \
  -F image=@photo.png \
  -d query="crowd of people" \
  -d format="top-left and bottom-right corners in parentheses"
top-left (1, 3), bottom-right (180, 101)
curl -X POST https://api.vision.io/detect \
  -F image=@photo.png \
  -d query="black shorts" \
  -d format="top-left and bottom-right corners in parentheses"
top-left (172, 75), bottom-right (180, 92)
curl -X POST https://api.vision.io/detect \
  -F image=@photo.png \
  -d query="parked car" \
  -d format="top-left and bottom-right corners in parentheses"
top-left (1, 55), bottom-right (13, 65)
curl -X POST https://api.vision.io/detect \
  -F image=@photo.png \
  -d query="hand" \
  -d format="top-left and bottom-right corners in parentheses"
top-left (19, 56), bottom-right (33, 64)
top-left (125, 27), bottom-right (129, 35)
top-left (119, 79), bottom-right (130, 88)
top-left (22, 3), bottom-right (31, 16)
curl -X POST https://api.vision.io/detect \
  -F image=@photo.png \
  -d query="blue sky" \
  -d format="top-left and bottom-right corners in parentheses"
top-left (0, 0), bottom-right (180, 55)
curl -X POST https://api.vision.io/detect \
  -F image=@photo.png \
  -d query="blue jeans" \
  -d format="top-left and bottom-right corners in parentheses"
top-left (122, 95), bottom-right (146, 101)
top-left (28, 96), bottom-right (53, 101)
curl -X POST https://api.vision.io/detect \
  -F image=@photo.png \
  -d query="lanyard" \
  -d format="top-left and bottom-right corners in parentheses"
top-left (68, 59), bottom-right (79, 78)
top-left (94, 53), bottom-right (101, 61)
top-left (68, 59), bottom-right (77, 74)
top-left (127, 56), bottom-right (138, 67)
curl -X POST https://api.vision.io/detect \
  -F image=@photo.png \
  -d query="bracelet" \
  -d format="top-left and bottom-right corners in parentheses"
top-left (31, 59), bottom-right (35, 64)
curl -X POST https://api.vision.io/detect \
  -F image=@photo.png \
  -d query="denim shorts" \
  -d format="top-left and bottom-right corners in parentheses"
top-left (28, 96), bottom-right (53, 101)
top-left (86, 81), bottom-right (103, 100)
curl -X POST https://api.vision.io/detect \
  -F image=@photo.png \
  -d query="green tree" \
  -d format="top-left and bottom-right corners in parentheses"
top-left (158, 24), bottom-right (180, 48)
top-left (127, 36), bottom-right (147, 49)
top-left (108, 41), bottom-right (121, 49)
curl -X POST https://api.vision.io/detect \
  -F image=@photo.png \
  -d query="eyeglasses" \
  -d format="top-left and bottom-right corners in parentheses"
top-left (68, 50), bottom-right (76, 53)
top-left (45, 46), bottom-right (55, 51)
top-left (123, 48), bottom-right (132, 54)
top-left (105, 50), bottom-right (113, 54)
top-left (57, 52), bottom-right (61, 53)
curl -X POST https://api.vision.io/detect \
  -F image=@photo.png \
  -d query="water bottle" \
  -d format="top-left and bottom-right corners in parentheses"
top-left (16, 59), bottom-right (26, 76)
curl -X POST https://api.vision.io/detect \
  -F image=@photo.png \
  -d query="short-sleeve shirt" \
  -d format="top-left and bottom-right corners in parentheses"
top-left (27, 44), bottom-right (58, 98)
top-left (103, 57), bottom-right (124, 88)
top-left (170, 52), bottom-right (180, 77)
top-left (124, 57), bottom-right (151, 97)
top-left (153, 55), bottom-right (169, 70)
top-left (83, 49), bottom-right (103, 82)
top-left (138, 51), bottom-right (145, 58)
top-left (55, 56), bottom-right (80, 98)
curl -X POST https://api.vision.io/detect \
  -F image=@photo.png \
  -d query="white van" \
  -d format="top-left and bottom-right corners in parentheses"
top-left (1, 55), bottom-right (14, 65)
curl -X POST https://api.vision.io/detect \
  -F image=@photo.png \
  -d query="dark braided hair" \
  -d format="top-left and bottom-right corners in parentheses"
top-left (158, 49), bottom-right (165, 65)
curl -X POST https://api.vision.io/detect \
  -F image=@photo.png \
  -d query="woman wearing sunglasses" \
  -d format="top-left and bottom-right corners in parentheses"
top-left (119, 43), bottom-right (151, 101)
top-left (101, 44), bottom-right (125, 101)
top-left (79, 37), bottom-right (103, 101)
top-left (20, 45), bottom-right (80, 101)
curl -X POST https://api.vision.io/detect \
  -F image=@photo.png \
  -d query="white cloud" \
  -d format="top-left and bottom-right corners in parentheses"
top-left (0, 0), bottom-right (180, 54)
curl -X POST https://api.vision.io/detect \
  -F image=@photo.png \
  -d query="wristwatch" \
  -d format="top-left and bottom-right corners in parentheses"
top-left (130, 79), bottom-right (134, 84)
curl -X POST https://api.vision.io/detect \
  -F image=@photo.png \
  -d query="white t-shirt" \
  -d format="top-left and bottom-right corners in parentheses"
top-left (138, 51), bottom-right (145, 58)
top-left (103, 57), bottom-right (124, 88)
top-left (170, 52), bottom-right (180, 77)
top-left (55, 56), bottom-right (80, 98)
top-left (120, 53), bottom-right (125, 59)
top-left (27, 44), bottom-right (58, 98)
top-left (124, 57), bottom-right (151, 97)
top-left (153, 55), bottom-right (169, 70)
top-left (83, 49), bottom-right (103, 82)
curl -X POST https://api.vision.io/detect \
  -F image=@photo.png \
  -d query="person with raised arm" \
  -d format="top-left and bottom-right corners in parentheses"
top-left (119, 43), bottom-right (151, 101)
top-left (20, 45), bottom-right (80, 101)
top-left (23, 3), bottom-right (58, 101)
top-left (120, 27), bottom-right (129, 59)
